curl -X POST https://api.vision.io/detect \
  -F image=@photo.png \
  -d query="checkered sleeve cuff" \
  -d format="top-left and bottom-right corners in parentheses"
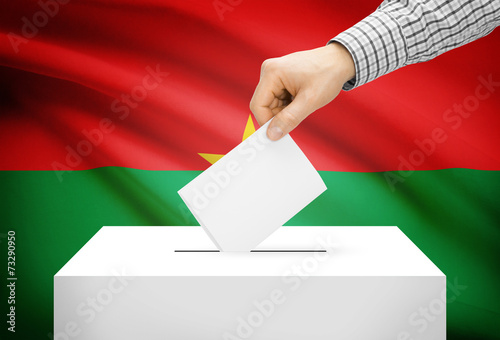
top-left (330, 10), bottom-right (408, 91)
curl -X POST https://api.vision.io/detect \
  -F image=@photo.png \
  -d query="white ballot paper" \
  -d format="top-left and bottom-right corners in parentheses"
top-left (178, 120), bottom-right (327, 251)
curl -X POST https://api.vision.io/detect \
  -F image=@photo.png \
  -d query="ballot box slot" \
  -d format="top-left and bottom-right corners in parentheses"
top-left (174, 250), bottom-right (220, 252)
top-left (251, 249), bottom-right (326, 252)
top-left (174, 249), bottom-right (327, 252)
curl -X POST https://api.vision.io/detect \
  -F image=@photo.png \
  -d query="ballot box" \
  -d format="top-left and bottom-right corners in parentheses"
top-left (54, 226), bottom-right (445, 340)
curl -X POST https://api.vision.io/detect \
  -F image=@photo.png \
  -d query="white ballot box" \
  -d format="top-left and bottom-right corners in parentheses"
top-left (54, 227), bottom-right (445, 340)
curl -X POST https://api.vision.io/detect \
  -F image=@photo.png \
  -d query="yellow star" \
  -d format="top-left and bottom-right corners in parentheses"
top-left (198, 114), bottom-right (256, 164)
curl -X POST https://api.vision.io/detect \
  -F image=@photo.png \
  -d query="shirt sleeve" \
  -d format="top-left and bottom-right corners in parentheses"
top-left (330, 0), bottom-right (500, 90)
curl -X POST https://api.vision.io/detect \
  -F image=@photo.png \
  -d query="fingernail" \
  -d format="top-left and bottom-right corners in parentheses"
top-left (268, 126), bottom-right (283, 140)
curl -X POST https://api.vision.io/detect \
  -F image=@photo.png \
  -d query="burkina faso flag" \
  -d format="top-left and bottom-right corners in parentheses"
top-left (0, 0), bottom-right (499, 339)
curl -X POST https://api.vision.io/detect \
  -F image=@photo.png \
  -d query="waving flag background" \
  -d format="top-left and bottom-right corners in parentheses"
top-left (1, 0), bottom-right (499, 339)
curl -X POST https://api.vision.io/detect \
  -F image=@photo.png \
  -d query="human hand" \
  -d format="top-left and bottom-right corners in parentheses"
top-left (249, 42), bottom-right (355, 140)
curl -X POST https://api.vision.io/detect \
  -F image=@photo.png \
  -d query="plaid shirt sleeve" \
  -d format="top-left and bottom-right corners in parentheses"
top-left (330, 0), bottom-right (500, 90)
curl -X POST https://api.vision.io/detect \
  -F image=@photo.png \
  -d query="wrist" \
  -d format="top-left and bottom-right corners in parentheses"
top-left (323, 42), bottom-right (356, 85)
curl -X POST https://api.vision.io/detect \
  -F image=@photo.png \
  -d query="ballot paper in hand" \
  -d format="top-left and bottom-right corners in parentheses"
top-left (178, 120), bottom-right (327, 251)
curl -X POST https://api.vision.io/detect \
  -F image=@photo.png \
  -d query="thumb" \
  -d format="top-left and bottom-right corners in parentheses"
top-left (267, 93), bottom-right (314, 141)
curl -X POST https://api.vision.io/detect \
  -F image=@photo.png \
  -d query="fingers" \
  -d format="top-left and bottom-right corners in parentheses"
top-left (251, 57), bottom-right (318, 141)
top-left (249, 59), bottom-right (288, 126)
top-left (250, 91), bottom-right (273, 126)
top-left (250, 65), bottom-right (314, 141)
top-left (249, 82), bottom-right (274, 127)
top-left (267, 92), bottom-right (315, 141)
